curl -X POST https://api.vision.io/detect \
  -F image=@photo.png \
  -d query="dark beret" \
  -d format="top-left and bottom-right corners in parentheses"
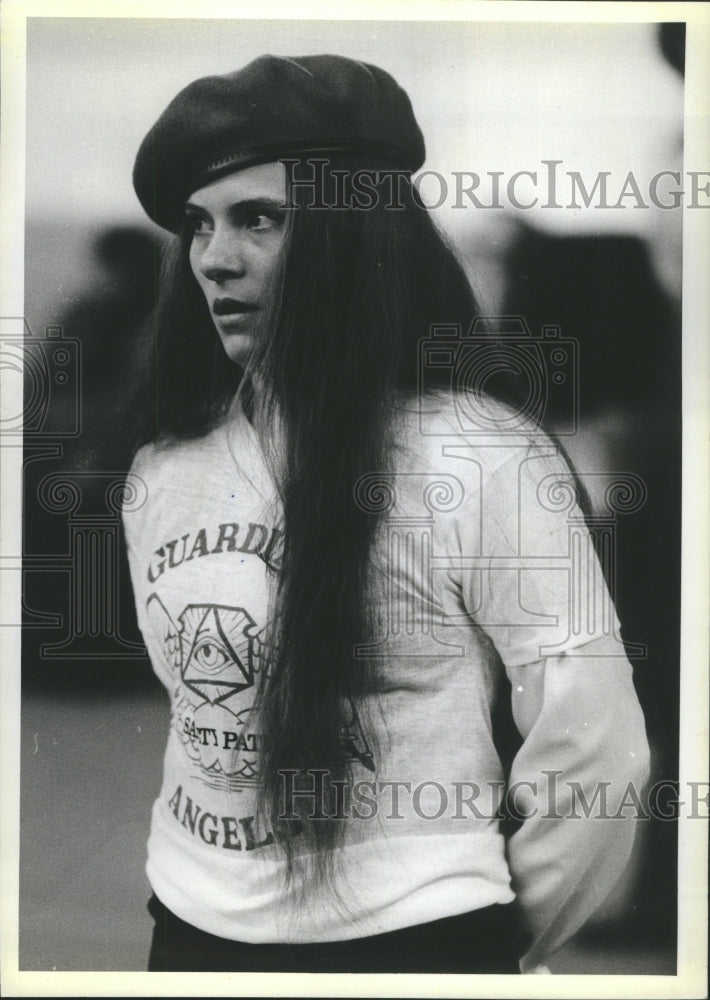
top-left (133, 53), bottom-right (426, 232)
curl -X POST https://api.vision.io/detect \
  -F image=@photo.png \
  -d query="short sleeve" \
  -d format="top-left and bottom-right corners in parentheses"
top-left (458, 442), bottom-right (621, 669)
top-left (121, 442), bottom-right (156, 558)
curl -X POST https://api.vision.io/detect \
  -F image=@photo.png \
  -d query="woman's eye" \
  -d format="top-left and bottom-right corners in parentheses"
top-left (187, 215), bottom-right (212, 236)
top-left (245, 213), bottom-right (275, 232)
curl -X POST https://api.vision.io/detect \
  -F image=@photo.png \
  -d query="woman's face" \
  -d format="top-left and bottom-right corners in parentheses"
top-left (186, 161), bottom-right (288, 367)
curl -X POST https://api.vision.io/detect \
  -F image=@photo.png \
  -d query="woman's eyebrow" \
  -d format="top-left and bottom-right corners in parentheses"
top-left (230, 197), bottom-right (289, 215)
top-left (184, 196), bottom-right (287, 214)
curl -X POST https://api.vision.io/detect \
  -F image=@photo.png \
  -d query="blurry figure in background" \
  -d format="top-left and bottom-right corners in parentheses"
top-left (123, 54), bottom-right (650, 974)
top-left (494, 22), bottom-right (684, 947)
top-left (56, 225), bottom-right (162, 474)
top-left (21, 225), bottom-right (163, 685)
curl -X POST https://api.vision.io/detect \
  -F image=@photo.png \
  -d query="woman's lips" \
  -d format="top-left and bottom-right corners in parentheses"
top-left (213, 297), bottom-right (258, 316)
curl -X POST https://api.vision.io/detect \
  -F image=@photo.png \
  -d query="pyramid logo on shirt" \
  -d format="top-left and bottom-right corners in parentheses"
top-left (179, 604), bottom-right (256, 704)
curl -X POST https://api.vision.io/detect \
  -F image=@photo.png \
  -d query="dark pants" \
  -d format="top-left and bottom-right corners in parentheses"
top-left (147, 894), bottom-right (525, 973)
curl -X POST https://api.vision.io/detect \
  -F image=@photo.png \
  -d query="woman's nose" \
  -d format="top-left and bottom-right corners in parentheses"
top-left (198, 226), bottom-right (247, 281)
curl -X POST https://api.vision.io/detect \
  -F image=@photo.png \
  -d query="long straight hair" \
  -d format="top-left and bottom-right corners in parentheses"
top-left (136, 155), bottom-right (481, 890)
top-left (249, 159), bottom-right (481, 888)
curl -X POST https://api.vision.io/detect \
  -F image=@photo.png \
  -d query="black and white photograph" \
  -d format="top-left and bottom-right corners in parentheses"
top-left (1, 2), bottom-right (708, 997)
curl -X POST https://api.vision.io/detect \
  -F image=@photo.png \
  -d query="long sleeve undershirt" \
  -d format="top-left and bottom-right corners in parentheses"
top-left (507, 633), bottom-right (651, 971)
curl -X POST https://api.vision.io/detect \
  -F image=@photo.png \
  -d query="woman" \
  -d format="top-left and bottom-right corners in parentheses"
top-left (123, 53), bottom-right (650, 974)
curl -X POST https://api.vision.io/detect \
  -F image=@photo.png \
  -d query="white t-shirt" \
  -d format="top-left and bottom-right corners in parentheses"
top-left (122, 394), bottom-right (648, 964)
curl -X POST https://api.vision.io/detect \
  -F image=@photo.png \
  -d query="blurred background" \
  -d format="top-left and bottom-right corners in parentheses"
top-left (19, 17), bottom-right (683, 973)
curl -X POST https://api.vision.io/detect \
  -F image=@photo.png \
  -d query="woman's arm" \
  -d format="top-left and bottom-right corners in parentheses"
top-left (505, 632), bottom-right (651, 972)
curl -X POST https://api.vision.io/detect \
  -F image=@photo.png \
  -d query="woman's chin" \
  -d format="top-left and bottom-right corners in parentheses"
top-left (218, 331), bottom-right (253, 368)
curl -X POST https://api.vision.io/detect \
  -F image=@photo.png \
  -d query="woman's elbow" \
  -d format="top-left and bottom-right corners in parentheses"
top-left (610, 692), bottom-right (652, 792)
